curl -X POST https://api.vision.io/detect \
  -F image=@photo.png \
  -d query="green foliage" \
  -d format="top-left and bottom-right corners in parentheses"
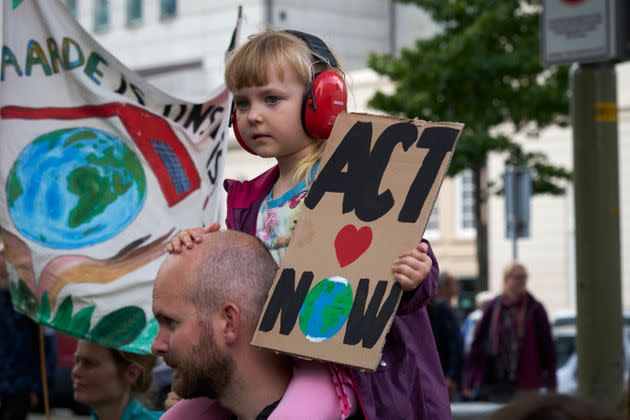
top-left (12, 279), bottom-right (38, 315)
top-left (51, 295), bottom-right (74, 328)
top-left (87, 306), bottom-right (146, 347)
top-left (119, 318), bottom-right (159, 354)
top-left (49, 296), bottom-right (96, 337)
top-left (369, 0), bottom-right (571, 194)
top-left (69, 305), bottom-right (96, 336)
top-left (39, 292), bottom-right (51, 322)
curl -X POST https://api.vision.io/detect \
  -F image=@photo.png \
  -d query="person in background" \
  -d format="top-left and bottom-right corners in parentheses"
top-left (461, 290), bottom-right (494, 356)
top-left (72, 340), bottom-right (162, 420)
top-left (442, 270), bottom-right (463, 316)
top-left (463, 262), bottom-right (557, 402)
top-left (427, 271), bottom-right (464, 399)
top-left (0, 242), bottom-right (56, 420)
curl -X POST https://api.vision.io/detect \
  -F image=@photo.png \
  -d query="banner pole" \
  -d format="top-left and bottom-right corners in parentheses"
top-left (38, 326), bottom-right (51, 420)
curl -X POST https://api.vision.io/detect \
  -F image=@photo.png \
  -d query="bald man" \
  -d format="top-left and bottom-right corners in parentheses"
top-left (151, 231), bottom-right (293, 420)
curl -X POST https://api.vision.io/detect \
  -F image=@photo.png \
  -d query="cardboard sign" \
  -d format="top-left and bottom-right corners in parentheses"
top-left (251, 113), bottom-right (463, 370)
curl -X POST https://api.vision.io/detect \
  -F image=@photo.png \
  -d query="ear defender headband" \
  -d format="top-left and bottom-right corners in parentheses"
top-left (230, 30), bottom-right (348, 155)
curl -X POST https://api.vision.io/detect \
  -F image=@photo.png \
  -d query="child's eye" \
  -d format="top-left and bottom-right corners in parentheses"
top-left (234, 100), bottom-right (249, 110)
top-left (266, 96), bottom-right (279, 105)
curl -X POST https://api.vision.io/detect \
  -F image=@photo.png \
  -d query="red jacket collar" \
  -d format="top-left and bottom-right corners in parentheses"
top-left (223, 165), bottom-right (279, 229)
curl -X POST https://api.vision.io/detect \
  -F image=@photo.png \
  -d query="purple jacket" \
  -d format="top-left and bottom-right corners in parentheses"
top-left (462, 292), bottom-right (557, 391)
top-left (224, 166), bottom-right (452, 420)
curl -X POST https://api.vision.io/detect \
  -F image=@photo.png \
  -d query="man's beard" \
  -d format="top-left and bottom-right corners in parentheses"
top-left (167, 328), bottom-right (235, 400)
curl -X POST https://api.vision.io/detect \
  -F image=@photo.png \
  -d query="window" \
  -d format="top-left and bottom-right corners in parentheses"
top-left (127, 0), bottom-right (143, 25)
top-left (150, 140), bottom-right (192, 195)
top-left (94, 0), bottom-right (110, 31)
top-left (424, 201), bottom-right (439, 238)
top-left (161, 0), bottom-right (177, 19)
top-left (457, 169), bottom-right (477, 236)
top-left (64, 0), bottom-right (77, 18)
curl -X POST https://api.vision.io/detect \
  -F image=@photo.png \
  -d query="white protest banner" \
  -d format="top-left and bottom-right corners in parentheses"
top-left (0, 0), bottom-right (232, 353)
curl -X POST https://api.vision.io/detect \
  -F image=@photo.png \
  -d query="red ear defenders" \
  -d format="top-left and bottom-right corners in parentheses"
top-left (229, 30), bottom-right (348, 155)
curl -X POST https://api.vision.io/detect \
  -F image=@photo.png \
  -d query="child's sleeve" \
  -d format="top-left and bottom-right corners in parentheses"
top-left (270, 360), bottom-right (355, 420)
top-left (396, 238), bottom-right (439, 316)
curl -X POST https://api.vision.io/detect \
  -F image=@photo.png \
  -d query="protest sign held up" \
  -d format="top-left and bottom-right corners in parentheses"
top-left (252, 113), bottom-right (463, 370)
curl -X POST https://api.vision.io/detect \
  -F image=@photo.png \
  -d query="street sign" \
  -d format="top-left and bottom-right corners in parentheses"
top-left (541, 0), bottom-right (628, 65)
top-left (623, 0), bottom-right (630, 59)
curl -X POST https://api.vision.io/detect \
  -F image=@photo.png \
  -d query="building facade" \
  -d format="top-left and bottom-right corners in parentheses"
top-left (54, 0), bottom-right (478, 290)
top-left (9, 1), bottom-right (628, 317)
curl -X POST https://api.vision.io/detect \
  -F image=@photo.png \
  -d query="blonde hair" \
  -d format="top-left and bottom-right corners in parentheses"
top-left (109, 348), bottom-right (157, 395)
top-left (225, 29), bottom-right (342, 184)
top-left (502, 262), bottom-right (527, 282)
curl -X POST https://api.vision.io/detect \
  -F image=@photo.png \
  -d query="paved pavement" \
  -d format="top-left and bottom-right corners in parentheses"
top-left (28, 402), bottom-right (501, 420)
top-left (29, 410), bottom-right (89, 420)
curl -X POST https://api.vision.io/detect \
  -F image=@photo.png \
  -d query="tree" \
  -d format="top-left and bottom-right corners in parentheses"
top-left (368, 0), bottom-right (571, 290)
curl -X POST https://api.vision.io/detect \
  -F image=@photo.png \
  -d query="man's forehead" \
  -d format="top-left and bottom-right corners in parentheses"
top-left (154, 253), bottom-right (199, 298)
top-left (153, 264), bottom-right (195, 320)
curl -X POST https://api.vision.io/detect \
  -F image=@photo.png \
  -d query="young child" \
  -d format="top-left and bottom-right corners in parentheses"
top-left (167, 29), bottom-right (451, 419)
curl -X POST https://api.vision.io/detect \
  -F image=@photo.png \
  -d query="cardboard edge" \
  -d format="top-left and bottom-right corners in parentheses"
top-left (345, 112), bottom-right (464, 131)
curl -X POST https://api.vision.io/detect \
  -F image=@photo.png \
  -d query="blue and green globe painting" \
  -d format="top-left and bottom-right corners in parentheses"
top-left (6, 127), bottom-right (146, 249)
top-left (299, 276), bottom-right (353, 342)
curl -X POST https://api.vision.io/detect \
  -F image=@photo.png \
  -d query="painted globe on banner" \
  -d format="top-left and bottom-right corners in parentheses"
top-left (299, 276), bottom-right (353, 342)
top-left (6, 127), bottom-right (146, 249)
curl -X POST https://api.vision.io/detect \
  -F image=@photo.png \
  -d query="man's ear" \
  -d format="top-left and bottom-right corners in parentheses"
top-left (219, 302), bottom-right (241, 345)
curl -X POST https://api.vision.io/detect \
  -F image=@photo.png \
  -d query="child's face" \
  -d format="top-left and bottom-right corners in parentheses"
top-left (232, 65), bottom-right (313, 159)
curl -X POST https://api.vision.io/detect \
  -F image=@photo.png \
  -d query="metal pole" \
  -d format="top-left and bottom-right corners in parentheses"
top-left (570, 62), bottom-right (624, 402)
top-left (512, 169), bottom-right (519, 262)
top-left (512, 235), bottom-right (517, 262)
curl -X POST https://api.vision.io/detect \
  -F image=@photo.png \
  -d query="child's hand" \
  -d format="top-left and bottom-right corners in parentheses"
top-left (166, 223), bottom-right (220, 253)
top-left (391, 242), bottom-right (432, 291)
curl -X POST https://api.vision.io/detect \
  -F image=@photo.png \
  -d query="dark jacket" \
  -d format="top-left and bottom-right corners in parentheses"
top-left (0, 290), bottom-right (56, 395)
top-left (462, 292), bottom-right (557, 391)
top-left (224, 166), bottom-right (452, 420)
top-left (427, 298), bottom-right (463, 383)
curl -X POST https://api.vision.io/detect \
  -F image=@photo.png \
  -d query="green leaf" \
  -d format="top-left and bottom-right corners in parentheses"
top-left (51, 295), bottom-right (74, 328)
top-left (15, 279), bottom-right (38, 315)
top-left (69, 306), bottom-right (96, 336)
top-left (39, 292), bottom-right (51, 322)
top-left (119, 318), bottom-right (159, 354)
top-left (87, 306), bottom-right (146, 347)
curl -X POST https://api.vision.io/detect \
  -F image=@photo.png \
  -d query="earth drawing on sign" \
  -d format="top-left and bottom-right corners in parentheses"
top-left (6, 127), bottom-right (146, 249)
top-left (299, 276), bottom-right (353, 342)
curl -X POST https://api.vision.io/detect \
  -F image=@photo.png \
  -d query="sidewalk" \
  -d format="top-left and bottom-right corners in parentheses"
top-left (29, 410), bottom-right (90, 420)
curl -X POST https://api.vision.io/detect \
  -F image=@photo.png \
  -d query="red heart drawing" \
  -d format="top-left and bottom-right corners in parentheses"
top-left (334, 224), bottom-right (373, 268)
